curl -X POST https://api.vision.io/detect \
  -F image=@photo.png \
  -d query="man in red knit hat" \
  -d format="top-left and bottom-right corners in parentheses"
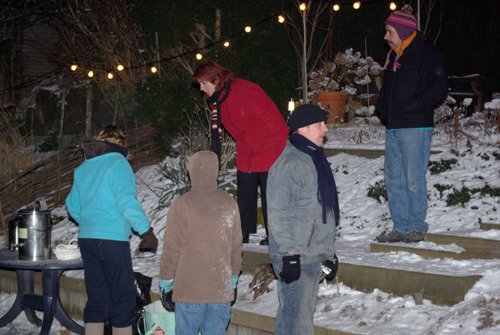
top-left (376, 5), bottom-right (448, 243)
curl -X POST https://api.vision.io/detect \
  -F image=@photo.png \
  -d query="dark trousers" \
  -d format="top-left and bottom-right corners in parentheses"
top-left (79, 238), bottom-right (136, 327)
top-left (237, 171), bottom-right (268, 237)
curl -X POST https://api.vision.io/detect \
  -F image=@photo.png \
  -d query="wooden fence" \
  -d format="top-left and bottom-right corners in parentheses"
top-left (0, 124), bottom-right (162, 236)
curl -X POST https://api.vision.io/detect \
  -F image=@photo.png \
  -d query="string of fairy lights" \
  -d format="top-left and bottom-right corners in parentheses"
top-left (68, 1), bottom-right (400, 80)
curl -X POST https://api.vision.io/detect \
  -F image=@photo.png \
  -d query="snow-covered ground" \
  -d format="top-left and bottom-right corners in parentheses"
top-left (1, 110), bottom-right (499, 334)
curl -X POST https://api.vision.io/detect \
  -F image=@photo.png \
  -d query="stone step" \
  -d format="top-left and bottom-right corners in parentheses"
top-left (425, 233), bottom-right (500, 259)
top-left (480, 222), bottom-right (500, 231)
top-left (241, 250), bottom-right (481, 306)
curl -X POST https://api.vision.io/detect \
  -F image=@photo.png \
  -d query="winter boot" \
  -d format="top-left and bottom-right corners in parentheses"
top-left (376, 230), bottom-right (407, 243)
top-left (112, 326), bottom-right (133, 335)
top-left (85, 322), bottom-right (104, 335)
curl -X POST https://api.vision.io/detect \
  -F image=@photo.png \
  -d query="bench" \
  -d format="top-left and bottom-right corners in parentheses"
top-left (448, 74), bottom-right (485, 113)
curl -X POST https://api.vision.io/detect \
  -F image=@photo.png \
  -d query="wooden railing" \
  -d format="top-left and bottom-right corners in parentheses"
top-left (448, 74), bottom-right (486, 112)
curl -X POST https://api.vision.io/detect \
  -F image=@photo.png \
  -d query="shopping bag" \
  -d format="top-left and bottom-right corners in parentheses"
top-left (138, 300), bottom-right (175, 335)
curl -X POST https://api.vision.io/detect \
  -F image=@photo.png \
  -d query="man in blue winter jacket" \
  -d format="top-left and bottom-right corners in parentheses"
top-left (66, 125), bottom-right (158, 335)
top-left (376, 5), bottom-right (448, 243)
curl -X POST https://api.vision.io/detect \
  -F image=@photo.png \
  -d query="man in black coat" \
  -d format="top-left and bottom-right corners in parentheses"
top-left (376, 5), bottom-right (448, 243)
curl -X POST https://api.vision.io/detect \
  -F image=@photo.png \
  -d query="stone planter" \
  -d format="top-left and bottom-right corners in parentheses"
top-left (317, 91), bottom-right (348, 123)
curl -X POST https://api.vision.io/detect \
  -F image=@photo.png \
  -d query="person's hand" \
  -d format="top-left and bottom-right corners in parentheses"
top-left (231, 275), bottom-right (238, 306)
top-left (280, 254), bottom-right (301, 284)
top-left (159, 279), bottom-right (175, 312)
top-left (138, 227), bottom-right (158, 253)
top-left (322, 254), bottom-right (339, 281)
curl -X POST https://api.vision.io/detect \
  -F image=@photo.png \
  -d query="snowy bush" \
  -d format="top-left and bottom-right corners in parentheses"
top-left (308, 48), bottom-right (383, 99)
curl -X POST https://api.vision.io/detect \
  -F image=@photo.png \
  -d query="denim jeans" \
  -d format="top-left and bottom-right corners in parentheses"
top-left (384, 128), bottom-right (432, 233)
top-left (272, 261), bottom-right (321, 335)
top-left (175, 303), bottom-right (231, 335)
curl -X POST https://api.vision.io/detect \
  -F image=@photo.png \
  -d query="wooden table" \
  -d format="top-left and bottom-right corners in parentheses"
top-left (0, 249), bottom-right (84, 335)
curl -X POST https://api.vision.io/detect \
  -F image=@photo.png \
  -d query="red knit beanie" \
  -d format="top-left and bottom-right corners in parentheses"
top-left (385, 5), bottom-right (417, 40)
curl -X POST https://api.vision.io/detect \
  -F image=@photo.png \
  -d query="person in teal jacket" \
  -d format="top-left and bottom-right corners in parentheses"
top-left (66, 125), bottom-right (158, 335)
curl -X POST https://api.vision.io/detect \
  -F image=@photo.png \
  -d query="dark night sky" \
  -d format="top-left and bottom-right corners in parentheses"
top-left (430, 0), bottom-right (498, 95)
top-left (331, 0), bottom-right (500, 95)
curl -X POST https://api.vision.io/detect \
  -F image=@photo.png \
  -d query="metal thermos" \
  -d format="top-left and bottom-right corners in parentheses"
top-left (8, 209), bottom-right (52, 260)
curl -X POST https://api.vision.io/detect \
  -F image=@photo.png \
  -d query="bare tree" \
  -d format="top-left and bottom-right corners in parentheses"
top-left (280, 1), bottom-right (338, 102)
top-left (54, 0), bottom-right (147, 133)
top-left (404, 0), bottom-right (444, 44)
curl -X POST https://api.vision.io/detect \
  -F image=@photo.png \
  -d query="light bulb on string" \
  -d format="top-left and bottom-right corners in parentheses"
top-left (278, 15), bottom-right (285, 23)
top-left (107, 72), bottom-right (114, 80)
top-left (244, 26), bottom-right (252, 33)
top-left (288, 99), bottom-right (295, 112)
top-left (195, 53), bottom-right (203, 60)
top-left (353, 1), bottom-right (361, 10)
top-left (151, 66), bottom-right (158, 74)
top-left (223, 41), bottom-right (230, 47)
top-left (299, 2), bottom-right (307, 11)
top-left (70, 64), bottom-right (78, 71)
top-left (87, 70), bottom-right (94, 78)
top-left (389, 2), bottom-right (397, 11)
top-left (333, 4), bottom-right (340, 12)
top-left (117, 64), bottom-right (124, 71)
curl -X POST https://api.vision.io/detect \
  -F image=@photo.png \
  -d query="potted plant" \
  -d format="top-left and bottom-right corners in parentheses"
top-left (309, 48), bottom-right (383, 123)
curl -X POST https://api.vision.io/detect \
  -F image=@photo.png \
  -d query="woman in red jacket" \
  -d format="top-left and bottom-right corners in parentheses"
top-left (193, 61), bottom-right (288, 245)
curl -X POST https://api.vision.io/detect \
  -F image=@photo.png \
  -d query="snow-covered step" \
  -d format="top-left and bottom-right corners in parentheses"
top-left (324, 148), bottom-right (384, 159)
top-left (370, 241), bottom-right (468, 260)
top-left (240, 248), bottom-right (481, 306)
top-left (425, 232), bottom-right (500, 259)
top-left (371, 231), bottom-right (500, 260)
top-left (324, 147), bottom-right (442, 159)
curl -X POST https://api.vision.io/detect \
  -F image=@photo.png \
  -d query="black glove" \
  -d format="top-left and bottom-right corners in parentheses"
top-left (160, 290), bottom-right (175, 312)
top-left (231, 287), bottom-right (237, 306)
top-left (280, 254), bottom-right (301, 284)
top-left (322, 254), bottom-right (339, 281)
top-left (138, 228), bottom-right (158, 253)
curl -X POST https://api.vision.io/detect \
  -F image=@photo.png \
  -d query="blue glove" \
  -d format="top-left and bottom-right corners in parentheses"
top-left (159, 279), bottom-right (174, 293)
top-left (231, 275), bottom-right (239, 306)
top-left (232, 275), bottom-right (239, 289)
top-left (159, 279), bottom-right (175, 312)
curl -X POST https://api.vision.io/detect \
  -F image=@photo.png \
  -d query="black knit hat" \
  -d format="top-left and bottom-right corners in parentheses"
top-left (288, 104), bottom-right (326, 132)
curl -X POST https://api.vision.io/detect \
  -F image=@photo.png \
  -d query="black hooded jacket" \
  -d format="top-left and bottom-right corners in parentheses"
top-left (376, 32), bottom-right (448, 129)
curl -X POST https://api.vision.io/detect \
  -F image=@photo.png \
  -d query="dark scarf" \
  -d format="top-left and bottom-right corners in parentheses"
top-left (208, 80), bottom-right (232, 161)
top-left (289, 133), bottom-right (340, 225)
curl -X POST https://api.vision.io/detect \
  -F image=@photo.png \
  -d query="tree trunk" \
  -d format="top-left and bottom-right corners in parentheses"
top-left (58, 89), bottom-right (66, 149)
top-left (85, 85), bottom-right (93, 139)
